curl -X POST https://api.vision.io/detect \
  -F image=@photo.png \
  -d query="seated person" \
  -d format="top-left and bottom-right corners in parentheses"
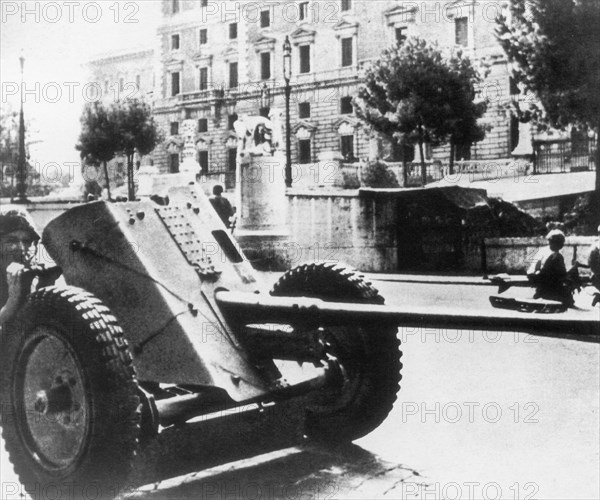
top-left (209, 185), bottom-right (234, 228)
top-left (0, 208), bottom-right (40, 324)
top-left (527, 229), bottom-right (573, 306)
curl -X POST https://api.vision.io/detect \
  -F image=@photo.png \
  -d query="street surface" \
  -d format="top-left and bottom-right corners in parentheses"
top-left (1, 278), bottom-right (598, 499)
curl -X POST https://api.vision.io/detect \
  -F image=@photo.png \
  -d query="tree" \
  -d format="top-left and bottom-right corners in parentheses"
top-left (111, 99), bottom-right (161, 201)
top-left (496, 0), bottom-right (600, 196)
top-left (76, 102), bottom-right (117, 200)
top-left (354, 37), bottom-right (487, 183)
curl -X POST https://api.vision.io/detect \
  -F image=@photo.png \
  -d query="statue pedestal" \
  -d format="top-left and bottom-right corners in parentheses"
top-left (235, 152), bottom-right (291, 270)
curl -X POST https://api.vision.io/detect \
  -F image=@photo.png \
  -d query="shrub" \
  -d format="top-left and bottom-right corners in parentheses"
top-left (360, 160), bottom-right (400, 188)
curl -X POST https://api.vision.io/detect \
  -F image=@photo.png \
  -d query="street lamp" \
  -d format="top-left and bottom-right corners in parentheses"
top-left (283, 35), bottom-right (292, 188)
top-left (15, 53), bottom-right (28, 203)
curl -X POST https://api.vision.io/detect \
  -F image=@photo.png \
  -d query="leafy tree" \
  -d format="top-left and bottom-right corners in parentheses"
top-left (76, 102), bottom-right (117, 199)
top-left (111, 99), bottom-right (161, 201)
top-left (354, 37), bottom-right (487, 183)
top-left (496, 0), bottom-right (600, 196)
top-left (361, 160), bottom-right (400, 188)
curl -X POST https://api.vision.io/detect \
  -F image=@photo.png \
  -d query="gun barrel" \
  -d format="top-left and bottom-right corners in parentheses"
top-left (215, 291), bottom-right (599, 338)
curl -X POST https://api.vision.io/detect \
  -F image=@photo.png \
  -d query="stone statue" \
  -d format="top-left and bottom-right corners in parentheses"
top-left (234, 114), bottom-right (282, 158)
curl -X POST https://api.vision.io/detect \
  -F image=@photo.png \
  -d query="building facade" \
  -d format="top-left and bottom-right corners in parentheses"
top-left (92, 1), bottom-right (528, 186)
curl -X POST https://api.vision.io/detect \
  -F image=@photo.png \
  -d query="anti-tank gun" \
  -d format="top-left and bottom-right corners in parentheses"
top-left (1, 183), bottom-right (597, 499)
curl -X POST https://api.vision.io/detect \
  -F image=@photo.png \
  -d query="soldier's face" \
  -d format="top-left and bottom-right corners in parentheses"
top-left (0, 229), bottom-right (36, 271)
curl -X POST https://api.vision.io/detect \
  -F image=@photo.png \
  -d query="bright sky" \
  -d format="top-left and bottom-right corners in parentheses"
top-left (1, 0), bottom-right (161, 182)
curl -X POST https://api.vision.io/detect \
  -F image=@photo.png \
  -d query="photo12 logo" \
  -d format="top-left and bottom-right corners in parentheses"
top-left (1, 2), bottom-right (140, 24)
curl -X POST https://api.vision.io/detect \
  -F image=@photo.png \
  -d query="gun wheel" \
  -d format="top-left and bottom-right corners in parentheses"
top-left (0, 286), bottom-right (140, 500)
top-left (271, 262), bottom-right (402, 442)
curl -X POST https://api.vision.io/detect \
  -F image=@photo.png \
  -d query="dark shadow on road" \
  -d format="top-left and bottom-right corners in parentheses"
top-left (125, 401), bottom-right (425, 499)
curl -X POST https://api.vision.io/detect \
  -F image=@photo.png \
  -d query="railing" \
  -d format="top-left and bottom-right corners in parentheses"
top-left (533, 137), bottom-right (597, 174)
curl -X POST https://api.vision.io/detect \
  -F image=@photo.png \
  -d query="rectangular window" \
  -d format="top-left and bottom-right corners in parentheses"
top-left (171, 72), bottom-right (180, 96)
top-left (170, 122), bottom-right (179, 135)
top-left (299, 2), bottom-right (308, 20)
top-left (171, 34), bottom-right (180, 50)
top-left (229, 22), bottom-right (237, 39)
top-left (260, 9), bottom-right (270, 28)
top-left (169, 153), bottom-right (180, 173)
top-left (395, 27), bottom-right (407, 46)
top-left (341, 135), bottom-right (355, 161)
top-left (340, 96), bottom-right (353, 114)
top-left (299, 45), bottom-right (311, 73)
top-left (455, 142), bottom-right (471, 161)
top-left (198, 150), bottom-right (209, 171)
top-left (260, 52), bottom-right (271, 80)
top-left (228, 148), bottom-right (237, 171)
top-left (455, 17), bottom-right (468, 47)
top-left (341, 0), bottom-right (352, 12)
top-left (298, 102), bottom-right (311, 119)
top-left (229, 62), bottom-right (238, 88)
top-left (198, 118), bottom-right (208, 133)
top-left (228, 113), bottom-right (238, 130)
top-left (259, 107), bottom-right (270, 118)
top-left (172, 0), bottom-right (179, 14)
top-left (199, 28), bottom-right (207, 45)
top-left (298, 139), bottom-right (312, 164)
top-left (199, 67), bottom-right (208, 90)
top-left (341, 37), bottom-right (353, 67)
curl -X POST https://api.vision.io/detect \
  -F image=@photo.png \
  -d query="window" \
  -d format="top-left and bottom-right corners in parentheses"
top-left (341, 37), bottom-right (353, 67)
top-left (228, 113), bottom-right (238, 130)
top-left (298, 139), bottom-right (311, 164)
top-left (199, 67), bottom-right (208, 90)
top-left (171, 34), bottom-right (180, 50)
top-left (299, 2), bottom-right (309, 20)
top-left (299, 45), bottom-right (310, 73)
top-left (340, 96), bottom-right (353, 114)
top-left (171, 72), bottom-right (180, 96)
top-left (198, 150), bottom-right (209, 172)
top-left (395, 27), bottom-right (407, 46)
top-left (298, 102), bottom-right (311, 119)
top-left (198, 118), bottom-right (208, 133)
top-left (228, 148), bottom-right (237, 171)
top-left (229, 22), bottom-right (237, 39)
top-left (509, 76), bottom-right (520, 96)
top-left (229, 62), bottom-right (238, 88)
top-left (341, 0), bottom-right (352, 12)
top-left (259, 107), bottom-right (270, 118)
top-left (170, 122), bottom-right (179, 135)
top-left (341, 135), bottom-right (355, 161)
top-left (509, 116), bottom-right (519, 153)
top-left (172, 0), bottom-right (179, 14)
top-left (455, 17), bottom-right (468, 47)
top-left (169, 153), bottom-right (180, 173)
top-left (260, 52), bottom-right (271, 80)
top-left (260, 10), bottom-right (270, 28)
top-left (199, 28), bottom-right (207, 45)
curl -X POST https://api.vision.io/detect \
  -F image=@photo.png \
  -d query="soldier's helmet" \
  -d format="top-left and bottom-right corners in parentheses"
top-left (0, 207), bottom-right (40, 242)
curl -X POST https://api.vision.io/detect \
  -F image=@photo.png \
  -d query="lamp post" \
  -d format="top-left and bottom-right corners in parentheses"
top-left (282, 35), bottom-right (292, 188)
top-left (15, 54), bottom-right (28, 203)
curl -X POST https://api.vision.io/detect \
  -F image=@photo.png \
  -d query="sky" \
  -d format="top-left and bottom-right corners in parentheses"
top-left (1, 0), bottom-right (162, 183)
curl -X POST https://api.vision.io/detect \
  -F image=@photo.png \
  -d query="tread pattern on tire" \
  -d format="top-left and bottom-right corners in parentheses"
top-left (270, 262), bottom-right (402, 442)
top-left (0, 286), bottom-right (141, 500)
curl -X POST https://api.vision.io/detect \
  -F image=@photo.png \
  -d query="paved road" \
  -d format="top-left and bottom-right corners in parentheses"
top-left (1, 278), bottom-right (598, 499)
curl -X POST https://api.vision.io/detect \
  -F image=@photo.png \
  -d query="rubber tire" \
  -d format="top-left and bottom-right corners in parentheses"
top-left (270, 262), bottom-right (402, 442)
top-left (0, 286), bottom-right (140, 500)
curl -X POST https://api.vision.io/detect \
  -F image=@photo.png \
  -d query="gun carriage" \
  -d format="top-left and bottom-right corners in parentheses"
top-left (1, 184), bottom-right (597, 499)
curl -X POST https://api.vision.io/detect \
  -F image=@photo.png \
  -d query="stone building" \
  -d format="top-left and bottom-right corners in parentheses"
top-left (86, 48), bottom-right (156, 192)
top-left (149, 0), bottom-right (526, 185)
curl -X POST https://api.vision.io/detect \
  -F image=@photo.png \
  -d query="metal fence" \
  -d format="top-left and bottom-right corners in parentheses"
top-left (533, 137), bottom-right (597, 174)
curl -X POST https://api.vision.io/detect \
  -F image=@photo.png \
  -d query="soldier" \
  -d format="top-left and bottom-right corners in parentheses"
top-left (0, 207), bottom-right (40, 324)
top-left (527, 229), bottom-right (574, 306)
top-left (209, 184), bottom-right (234, 228)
